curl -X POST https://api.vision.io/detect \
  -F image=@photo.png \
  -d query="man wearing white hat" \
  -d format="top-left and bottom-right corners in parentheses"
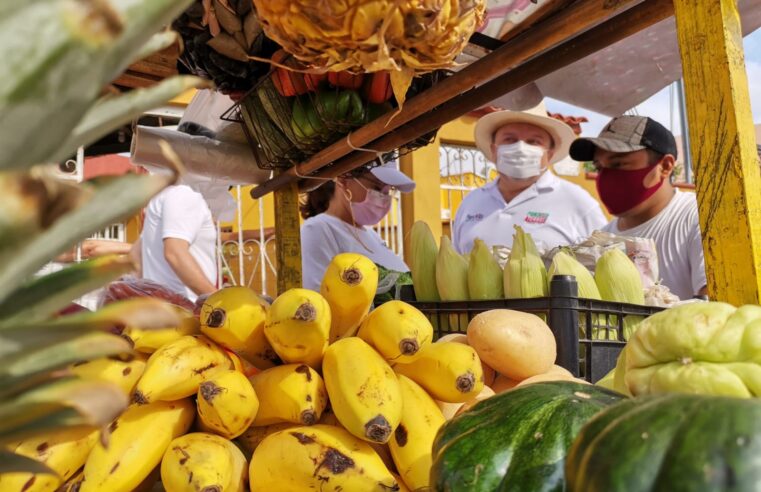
top-left (453, 102), bottom-right (607, 254)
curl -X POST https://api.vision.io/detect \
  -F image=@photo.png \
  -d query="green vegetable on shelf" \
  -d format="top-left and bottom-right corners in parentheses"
top-left (291, 90), bottom-right (365, 139)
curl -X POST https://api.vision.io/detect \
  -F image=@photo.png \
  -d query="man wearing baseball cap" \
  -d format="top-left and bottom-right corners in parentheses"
top-left (453, 102), bottom-right (607, 254)
top-left (570, 115), bottom-right (707, 299)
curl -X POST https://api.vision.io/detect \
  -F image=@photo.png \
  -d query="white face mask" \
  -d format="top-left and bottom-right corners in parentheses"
top-left (496, 142), bottom-right (546, 180)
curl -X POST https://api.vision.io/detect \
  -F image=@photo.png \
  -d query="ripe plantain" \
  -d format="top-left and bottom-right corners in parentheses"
top-left (161, 432), bottom-right (247, 492)
top-left (249, 363), bottom-right (327, 426)
top-left (197, 369), bottom-right (259, 439)
top-left (357, 300), bottom-right (433, 363)
top-left (320, 253), bottom-right (378, 342)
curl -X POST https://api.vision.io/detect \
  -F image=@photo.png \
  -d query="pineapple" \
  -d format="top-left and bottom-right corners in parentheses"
top-left (0, 0), bottom-right (207, 474)
top-left (253, 0), bottom-right (486, 105)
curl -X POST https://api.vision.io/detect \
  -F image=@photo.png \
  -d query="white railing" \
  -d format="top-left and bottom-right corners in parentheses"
top-left (439, 143), bottom-right (493, 220)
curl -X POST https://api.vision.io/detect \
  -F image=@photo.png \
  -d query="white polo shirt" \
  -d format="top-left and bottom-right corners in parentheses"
top-left (453, 171), bottom-right (607, 254)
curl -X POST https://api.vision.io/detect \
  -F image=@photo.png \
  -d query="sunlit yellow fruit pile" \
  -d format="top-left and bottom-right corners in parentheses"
top-left (1, 253), bottom-right (487, 492)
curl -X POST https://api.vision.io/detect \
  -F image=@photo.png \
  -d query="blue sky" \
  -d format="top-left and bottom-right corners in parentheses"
top-left (546, 29), bottom-right (761, 137)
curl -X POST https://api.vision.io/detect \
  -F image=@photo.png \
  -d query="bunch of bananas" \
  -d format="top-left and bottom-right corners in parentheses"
top-left (1, 252), bottom-right (490, 492)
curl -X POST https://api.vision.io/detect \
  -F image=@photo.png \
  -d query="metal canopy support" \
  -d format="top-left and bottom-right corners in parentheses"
top-left (673, 0), bottom-right (761, 304)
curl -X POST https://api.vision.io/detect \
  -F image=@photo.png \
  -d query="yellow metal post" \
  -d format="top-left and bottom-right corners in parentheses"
top-left (401, 138), bottom-right (444, 265)
top-left (274, 180), bottom-right (302, 294)
top-left (673, 0), bottom-right (761, 304)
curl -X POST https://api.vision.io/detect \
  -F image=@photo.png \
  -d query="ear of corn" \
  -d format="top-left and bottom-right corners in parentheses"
top-left (504, 226), bottom-right (548, 299)
top-left (467, 239), bottom-right (504, 300)
top-left (409, 221), bottom-right (440, 302)
top-left (435, 236), bottom-right (470, 332)
top-left (548, 251), bottom-right (608, 341)
top-left (435, 236), bottom-right (469, 302)
top-left (595, 248), bottom-right (646, 340)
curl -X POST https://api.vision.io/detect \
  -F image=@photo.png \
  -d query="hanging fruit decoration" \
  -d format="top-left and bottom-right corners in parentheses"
top-left (252, 0), bottom-right (486, 107)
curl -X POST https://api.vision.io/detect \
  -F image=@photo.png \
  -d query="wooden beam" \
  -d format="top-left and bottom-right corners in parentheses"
top-left (673, 0), bottom-right (761, 304)
top-left (273, 181), bottom-right (303, 294)
top-left (308, 0), bottom-right (674, 183)
top-left (250, 0), bottom-right (645, 199)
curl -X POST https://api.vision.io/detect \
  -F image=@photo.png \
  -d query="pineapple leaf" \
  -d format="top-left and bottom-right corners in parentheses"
top-left (52, 75), bottom-right (210, 164)
top-left (0, 332), bottom-right (131, 394)
top-left (131, 30), bottom-right (178, 63)
top-left (0, 172), bottom-right (173, 304)
top-left (0, 379), bottom-right (126, 444)
top-left (103, 0), bottom-right (196, 84)
top-left (0, 450), bottom-right (57, 475)
top-left (0, 297), bottom-right (184, 333)
top-left (0, 0), bottom-right (195, 170)
top-left (0, 255), bottom-right (134, 325)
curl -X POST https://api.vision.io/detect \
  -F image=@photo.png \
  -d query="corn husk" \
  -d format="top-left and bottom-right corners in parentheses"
top-left (595, 248), bottom-right (646, 340)
top-left (504, 226), bottom-right (548, 299)
top-left (409, 221), bottom-right (440, 302)
top-left (468, 239), bottom-right (503, 300)
top-left (548, 250), bottom-right (607, 340)
top-left (436, 235), bottom-right (469, 332)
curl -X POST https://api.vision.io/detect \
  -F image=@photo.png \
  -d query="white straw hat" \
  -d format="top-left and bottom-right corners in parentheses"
top-left (474, 100), bottom-right (576, 164)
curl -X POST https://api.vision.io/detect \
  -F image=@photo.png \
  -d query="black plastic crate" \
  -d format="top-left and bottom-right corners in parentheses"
top-left (403, 275), bottom-right (664, 383)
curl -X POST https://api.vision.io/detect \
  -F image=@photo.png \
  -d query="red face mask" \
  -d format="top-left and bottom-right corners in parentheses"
top-left (596, 165), bottom-right (664, 215)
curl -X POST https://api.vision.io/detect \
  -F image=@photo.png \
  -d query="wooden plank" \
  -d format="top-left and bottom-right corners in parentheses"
top-left (113, 71), bottom-right (163, 89)
top-left (273, 180), bottom-right (303, 294)
top-left (673, 0), bottom-right (761, 304)
top-left (249, 0), bottom-right (644, 199)
top-left (307, 0), bottom-right (674, 183)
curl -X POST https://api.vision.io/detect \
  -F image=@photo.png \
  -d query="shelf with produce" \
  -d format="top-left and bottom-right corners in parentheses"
top-left (247, 0), bottom-right (673, 198)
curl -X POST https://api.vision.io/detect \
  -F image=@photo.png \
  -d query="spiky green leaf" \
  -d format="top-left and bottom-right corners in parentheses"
top-left (0, 449), bottom-right (56, 475)
top-left (0, 332), bottom-right (131, 394)
top-left (0, 172), bottom-right (173, 303)
top-left (0, 255), bottom-right (133, 324)
top-left (53, 75), bottom-right (210, 163)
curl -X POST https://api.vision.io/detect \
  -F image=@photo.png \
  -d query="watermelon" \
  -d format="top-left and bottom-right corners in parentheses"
top-left (430, 381), bottom-right (623, 491)
top-left (566, 393), bottom-right (761, 491)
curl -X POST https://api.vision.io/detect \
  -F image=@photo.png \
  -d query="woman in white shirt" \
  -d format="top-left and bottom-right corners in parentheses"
top-left (300, 162), bottom-right (416, 292)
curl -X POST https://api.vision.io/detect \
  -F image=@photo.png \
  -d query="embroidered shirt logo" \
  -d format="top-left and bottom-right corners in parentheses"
top-left (525, 212), bottom-right (549, 224)
top-left (465, 213), bottom-right (484, 223)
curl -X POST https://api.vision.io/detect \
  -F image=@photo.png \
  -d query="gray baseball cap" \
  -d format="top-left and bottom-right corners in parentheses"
top-left (570, 115), bottom-right (678, 161)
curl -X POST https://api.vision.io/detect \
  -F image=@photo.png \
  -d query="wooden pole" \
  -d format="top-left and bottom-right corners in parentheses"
top-left (249, 0), bottom-right (644, 199)
top-left (673, 0), bottom-right (761, 304)
top-left (400, 140), bottom-right (444, 266)
top-left (307, 0), bottom-right (674, 183)
top-left (273, 180), bottom-right (302, 294)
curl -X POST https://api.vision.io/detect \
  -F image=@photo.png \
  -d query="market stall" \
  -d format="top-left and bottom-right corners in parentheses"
top-left (1, 0), bottom-right (761, 491)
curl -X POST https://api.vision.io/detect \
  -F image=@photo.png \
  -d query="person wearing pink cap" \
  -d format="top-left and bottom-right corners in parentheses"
top-left (299, 161), bottom-right (416, 293)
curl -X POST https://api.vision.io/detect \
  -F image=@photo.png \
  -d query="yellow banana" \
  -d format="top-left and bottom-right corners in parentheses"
top-left (80, 399), bottom-right (195, 492)
top-left (318, 408), bottom-right (397, 474)
top-left (263, 289), bottom-right (330, 369)
top-left (161, 433), bottom-right (247, 492)
top-left (322, 337), bottom-right (403, 444)
top-left (249, 425), bottom-right (399, 492)
top-left (58, 469), bottom-right (84, 492)
top-left (389, 375), bottom-right (446, 490)
top-left (320, 253), bottom-right (378, 342)
top-left (123, 307), bottom-right (200, 354)
top-left (236, 422), bottom-right (296, 458)
top-left (199, 286), bottom-right (280, 369)
top-left (133, 335), bottom-right (232, 403)
top-left (70, 353), bottom-right (146, 396)
top-left (249, 364), bottom-right (327, 426)
top-left (394, 341), bottom-right (484, 403)
top-left (0, 427), bottom-right (98, 492)
top-left (357, 300), bottom-right (433, 363)
top-left (197, 369), bottom-right (259, 439)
